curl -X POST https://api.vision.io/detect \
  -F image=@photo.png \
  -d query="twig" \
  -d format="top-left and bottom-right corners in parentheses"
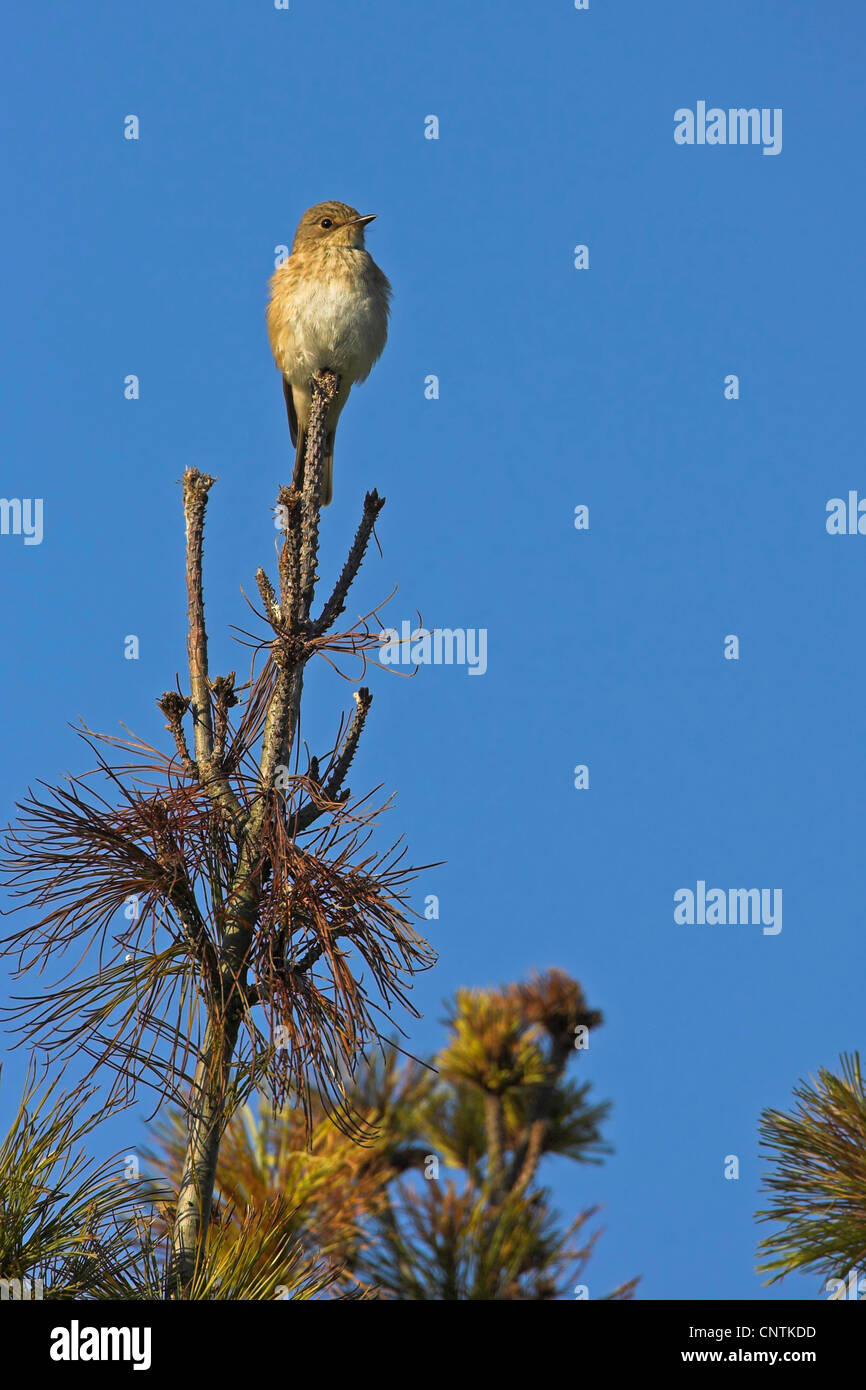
top-left (299, 370), bottom-right (339, 616)
top-left (276, 486), bottom-right (302, 629)
top-left (210, 674), bottom-right (238, 763)
top-left (157, 692), bottom-right (196, 777)
top-left (183, 469), bottom-right (216, 764)
top-left (295, 688), bottom-right (373, 832)
top-left (181, 471), bottom-right (245, 829)
top-left (313, 491), bottom-right (386, 636)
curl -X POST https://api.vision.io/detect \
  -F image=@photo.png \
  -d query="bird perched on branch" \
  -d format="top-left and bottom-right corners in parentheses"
top-left (266, 201), bottom-right (391, 506)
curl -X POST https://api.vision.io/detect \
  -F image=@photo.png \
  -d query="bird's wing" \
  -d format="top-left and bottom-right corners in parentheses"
top-left (282, 376), bottom-right (299, 447)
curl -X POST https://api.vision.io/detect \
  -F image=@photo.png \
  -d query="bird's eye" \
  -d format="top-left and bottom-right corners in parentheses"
top-left (320, 218), bottom-right (333, 229)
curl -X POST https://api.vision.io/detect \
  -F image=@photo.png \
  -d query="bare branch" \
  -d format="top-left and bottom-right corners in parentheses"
top-left (275, 488), bottom-right (302, 629)
top-left (183, 469), bottom-right (216, 764)
top-left (157, 692), bottom-right (196, 777)
top-left (314, 491), bottom-right (386, 636)
top-left (299, 370), bottom-right (340, 612)
top-left (210, 673), bottom-right (238, 764)
top-left (295, 688), bottom-right (373, 833)
top-left (255, 568), bottom-right (280, 630)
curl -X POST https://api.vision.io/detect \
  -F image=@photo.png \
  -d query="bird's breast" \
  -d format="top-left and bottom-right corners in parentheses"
top-left (268, 250), bottom-right (389, 386)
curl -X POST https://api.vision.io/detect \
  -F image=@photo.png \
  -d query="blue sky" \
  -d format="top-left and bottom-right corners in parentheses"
top-left (2, 0), bottom-right (864, 1299)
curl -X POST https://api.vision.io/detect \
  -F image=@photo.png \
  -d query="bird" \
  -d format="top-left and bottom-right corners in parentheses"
top-left (266, 201), bottom-right (391, 506)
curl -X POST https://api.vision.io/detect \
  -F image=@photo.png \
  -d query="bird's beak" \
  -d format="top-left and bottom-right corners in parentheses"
top-left (350, 213), bottom-right (377, 227)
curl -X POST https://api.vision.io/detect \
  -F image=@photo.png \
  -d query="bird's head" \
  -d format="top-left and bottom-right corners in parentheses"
top-left (292, 201), bottom-right (377, 252)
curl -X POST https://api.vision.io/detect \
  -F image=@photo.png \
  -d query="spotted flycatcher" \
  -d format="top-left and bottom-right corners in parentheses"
top-left (266, 200), bottom-right (391, 506)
